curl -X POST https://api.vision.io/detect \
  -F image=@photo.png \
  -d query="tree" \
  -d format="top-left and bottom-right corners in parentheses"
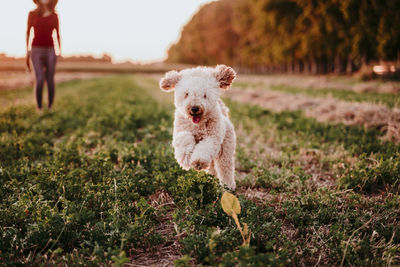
top-left (167, 0), bottom-right (238, 65)
top-left (167, 0), bottom-right (400, 74)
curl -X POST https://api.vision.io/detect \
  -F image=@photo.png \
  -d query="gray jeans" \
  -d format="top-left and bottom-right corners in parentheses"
top-left (31, 46), bottom-right (57, 109)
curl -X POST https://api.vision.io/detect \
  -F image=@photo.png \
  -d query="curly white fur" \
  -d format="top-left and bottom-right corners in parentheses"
top-left (160, 65), bottom-right (237, 190)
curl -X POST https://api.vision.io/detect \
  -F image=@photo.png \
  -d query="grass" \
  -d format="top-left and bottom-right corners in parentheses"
top-left (0, 76), bottom-right (182, 265)
top-left (1, 74), bottom-right (399, 266)
top-left (227, 99), bottom-right (400, 193)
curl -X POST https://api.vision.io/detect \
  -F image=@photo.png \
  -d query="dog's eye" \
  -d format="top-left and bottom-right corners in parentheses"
top-left (184, 92), bottom-right (188, 98)
top-left (203, 93), bottom-right (207, 99)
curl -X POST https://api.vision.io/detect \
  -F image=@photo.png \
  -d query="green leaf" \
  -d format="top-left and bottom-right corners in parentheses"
top-left (111, 251), bottom-right (130, 267)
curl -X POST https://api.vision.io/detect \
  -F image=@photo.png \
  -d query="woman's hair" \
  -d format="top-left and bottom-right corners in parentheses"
top-left (33, 0), bottom-right (58, 16)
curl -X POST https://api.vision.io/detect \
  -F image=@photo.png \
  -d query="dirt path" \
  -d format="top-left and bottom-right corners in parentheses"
top-left (0, 71), bottom-right (109, 90)
top-left (238, 74), bottom-right (400, 94)
top-left (225, 87), bottom-right (400, 144)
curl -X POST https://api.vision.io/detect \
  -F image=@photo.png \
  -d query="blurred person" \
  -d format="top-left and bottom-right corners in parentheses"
top-left (26, 0), bottom-right (61, 111)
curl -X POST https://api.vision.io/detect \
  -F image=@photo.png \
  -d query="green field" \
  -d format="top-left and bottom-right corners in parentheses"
top-left (1, 75), bottom-right (399, 266)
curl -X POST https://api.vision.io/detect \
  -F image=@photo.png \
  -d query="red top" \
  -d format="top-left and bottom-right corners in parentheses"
top-left (28, 11), bottom-right (59, 47)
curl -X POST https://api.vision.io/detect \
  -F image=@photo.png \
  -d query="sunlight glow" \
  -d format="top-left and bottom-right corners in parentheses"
top-left (0, 0), bottom-right (213, 63)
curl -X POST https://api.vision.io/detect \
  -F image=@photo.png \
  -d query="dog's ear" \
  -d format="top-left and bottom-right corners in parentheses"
top-left (160, 70), bottom-right (181, 92)
top-left (214, 65), bottom-right (236, 89)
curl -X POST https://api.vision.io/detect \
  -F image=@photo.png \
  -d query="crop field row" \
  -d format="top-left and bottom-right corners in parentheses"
top-left (236, 75), bottom-right (400, 95)
top-left (0, 75), bottom-right (399, 266)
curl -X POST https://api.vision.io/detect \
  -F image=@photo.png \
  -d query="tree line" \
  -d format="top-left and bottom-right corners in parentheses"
top-left (166, 0), bottom-right (400, 74)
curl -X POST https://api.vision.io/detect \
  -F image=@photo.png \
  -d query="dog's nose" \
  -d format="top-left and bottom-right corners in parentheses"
top-left (191, 106), bottom-right (200, 114)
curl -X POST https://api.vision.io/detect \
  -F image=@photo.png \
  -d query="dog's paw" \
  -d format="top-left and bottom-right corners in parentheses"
top-left (175, 153), bottom-right (191, 170)
top-left (223, 180), bottom-right (236, 191)
top-left (182, 152), bottom-right (192, 169)
top-left (190, 158), bottom-right (210, 170)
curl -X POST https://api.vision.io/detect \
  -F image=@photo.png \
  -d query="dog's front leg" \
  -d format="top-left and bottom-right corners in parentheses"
top-left (172, 131), bottom-right (195, 170)
top-left (190, 136), bottom-right (222, 170)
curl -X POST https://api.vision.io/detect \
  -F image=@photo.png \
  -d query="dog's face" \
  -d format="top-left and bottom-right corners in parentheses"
top-left (160, 65), bottom-right (236, 124)
top-left (174, 75), bottom-right (219, 124)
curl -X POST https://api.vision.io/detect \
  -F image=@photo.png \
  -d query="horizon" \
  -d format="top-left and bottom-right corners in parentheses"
top-left (0, 0), bottom-right (214, 63)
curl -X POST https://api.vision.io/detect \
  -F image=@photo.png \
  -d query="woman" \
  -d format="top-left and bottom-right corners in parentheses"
top-left (26, 0), bottom-right (61, 111)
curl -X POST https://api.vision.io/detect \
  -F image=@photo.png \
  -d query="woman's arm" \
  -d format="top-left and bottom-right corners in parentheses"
top-left (55, 14), bottom-right (61, 56)
top-left (26, 12), bottom-right (33, 72)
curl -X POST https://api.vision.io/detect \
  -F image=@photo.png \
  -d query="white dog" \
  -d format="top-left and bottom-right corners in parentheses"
top-left (159, 65), bottom-right (237, 190)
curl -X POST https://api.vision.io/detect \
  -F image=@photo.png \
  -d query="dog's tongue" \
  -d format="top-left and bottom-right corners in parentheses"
top-left (192, 115), bottom-right (201, 124)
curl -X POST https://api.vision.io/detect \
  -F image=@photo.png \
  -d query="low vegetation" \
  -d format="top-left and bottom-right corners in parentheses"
top-left (1, 75), bottom-right (399, 266)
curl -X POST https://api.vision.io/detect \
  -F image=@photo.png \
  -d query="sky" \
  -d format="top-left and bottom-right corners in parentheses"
top-left (0, 0), bottom-right (213, 63)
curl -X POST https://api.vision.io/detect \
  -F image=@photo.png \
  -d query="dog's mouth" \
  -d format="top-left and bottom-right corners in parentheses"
top-left (191, 114), bottom-right (202, 124)
top-left (188, 106), bottom-right (203, 124)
